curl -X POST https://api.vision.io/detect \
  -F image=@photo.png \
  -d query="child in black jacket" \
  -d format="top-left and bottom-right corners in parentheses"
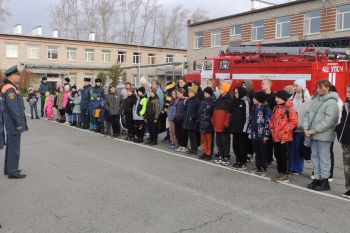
top-left (27, 88), bottom-right (39, 119)
top-left (123, 88), bottom-right (137, 140)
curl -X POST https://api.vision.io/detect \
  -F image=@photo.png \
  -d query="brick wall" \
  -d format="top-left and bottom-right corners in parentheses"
top-left (264, 19), bottom-right (275, 40)
top-left (221, 27), bottom-right (231, 45)
top-left (203, 31), bottom-right (211, 48)
top-left (321, 7), bottom-right (336, 32)
top-left (241, 23), bottom-right (252, 42)
top-left (290, 13), bottom-right (304, 37)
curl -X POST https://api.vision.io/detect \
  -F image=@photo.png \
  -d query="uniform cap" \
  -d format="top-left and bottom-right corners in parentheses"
top-left (4, 65), bottom-right (19, 77)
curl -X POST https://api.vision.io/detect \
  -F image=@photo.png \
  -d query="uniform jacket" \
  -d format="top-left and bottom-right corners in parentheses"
top-left (93, 86), bottom-right (105, 99)
top-left (336, 100), bottom-right (350, 145)
top-left (230, 96), bottom-right (250, 134)
top-left (145, 96), bottom-right (160, 122)
top-left (303, 92), bottom-right (339, 142)
top-left (1, 80), bottom-right (28, 135)
top-left (38, 82), bottom-right (51, 96)
top-left (269, 100), bottom-right (298, 143)
top-left (198, 96), bottom-right (215, 133)
top-left (123, 94), bottom-right (137, 116)
top-left (81, 84), bottom-right (92, 111)
top-left (105, 93), bottom-right (123, 116)
top-left (133, 96), bottom-right (147, 121)
top-left (174, 98), bottom-right (185, 122)
top-left (248, 103), bottom-right (271, 141)
top-left (212, 93), bottom-right (232, 133)
top-left (183, 96), bottom-right (201, 130)
top-left (0, 92), bottom-right (5, 149)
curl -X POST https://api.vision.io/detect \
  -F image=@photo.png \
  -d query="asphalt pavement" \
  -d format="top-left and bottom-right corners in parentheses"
top-left (0, 117), bottom-right (349, 233)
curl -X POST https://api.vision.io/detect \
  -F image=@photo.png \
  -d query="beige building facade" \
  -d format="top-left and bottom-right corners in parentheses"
top-left (187, 0), bottom-right (350, 72)
top-left (0, 33), bottom-right (186, 89)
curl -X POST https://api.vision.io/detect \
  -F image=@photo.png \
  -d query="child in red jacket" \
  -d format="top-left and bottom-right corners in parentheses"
top-left (270, 90), bottom-right (298, 183)
top-left (212, 82), bottom-right (232, 166)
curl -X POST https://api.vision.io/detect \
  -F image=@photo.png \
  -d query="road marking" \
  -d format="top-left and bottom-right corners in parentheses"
top-left (38, 118), bottom-right (350, 203)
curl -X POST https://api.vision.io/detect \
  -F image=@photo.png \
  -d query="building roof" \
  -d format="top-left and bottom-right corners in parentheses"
top-left (0, 33), bottom-right (187, 52)
top-left (188, 0), bottom-right (313, 27)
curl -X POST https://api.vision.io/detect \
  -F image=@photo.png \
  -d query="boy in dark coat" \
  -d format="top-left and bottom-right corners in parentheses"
top-left (183, 86), bottom-right (201, 155)
top-left (231, 87), bottom-right (250, 170)
top-left (105, 86), bottom-right (123, 137)
top-left (145, 88), bottom-right (160, 145)
top-left (212, 82), bottom-right (232, 166)
top-left (199, 87), bottom-right (215, 160)
top-left (248, 91), bottom-right (271, 176)
top-left (123, 88), bottom-right (137, 140)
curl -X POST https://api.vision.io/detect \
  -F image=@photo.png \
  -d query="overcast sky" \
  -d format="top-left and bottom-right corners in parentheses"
top-left (1, 0), bottom-right (289, 36)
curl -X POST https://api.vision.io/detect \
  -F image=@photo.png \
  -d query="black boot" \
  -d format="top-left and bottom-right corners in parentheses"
top-left (307, 179), bottom-right (320, 190)
top-left (314, 179), bottom-right (330, 191)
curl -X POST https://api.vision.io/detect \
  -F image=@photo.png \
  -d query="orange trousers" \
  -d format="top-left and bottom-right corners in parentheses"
top-left (201, 133), bottom-right (213, 156)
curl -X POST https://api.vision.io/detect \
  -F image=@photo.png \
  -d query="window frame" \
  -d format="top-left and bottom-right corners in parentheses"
top-left (166, 55), bottom-right (174, 64)
top-left (276, 16), bottom-right (291, 39)
top-left (252, 20), bottom-right (264, 42)
top-left (148, 53), bottom-right (156, 65)
top-left (67, 48), bottom-right (77, 61)
top-left (133, 52), bottom-right (141, 65)
top-left (48, 46), bottom-right (59, 60)
top-left (102, 50), bottom-right (111, 63)
top-left (194, 31), bottom-right (204, 49)
top-left (230, 25), bottom-right (241, 37)
top-left (27, 45), bottom-right (40, 59)
top-left (85, 49), bottom-right (95, 62)
top-left (336, 5), bottom-right (350, 31)
top-left (211, 29), bottom-right (221, 48)
top-left (304, 10), bottom-right (321, 35)
top-left (117, 51), bottom-right (126, 64)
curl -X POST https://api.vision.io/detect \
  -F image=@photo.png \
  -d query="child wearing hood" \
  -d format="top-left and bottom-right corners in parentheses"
top-left (133, 87), bottom-right (148, 143)
top-left (145, 88), bottom-right (160, 145)
top-left (270, 90), bottom-right (298, 183)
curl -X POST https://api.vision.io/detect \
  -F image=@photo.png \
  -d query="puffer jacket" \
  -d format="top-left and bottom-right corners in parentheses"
top-left (336, 100), bottom-right (350, 145)
top-left (145, 96), bottom-right (160, 122)
top-left (133, 96), bottom-right (147, 121)
top-left (303, 92), bottom-right (339, 142)
top-left (212, 93), bottom-right (232, 133)
top-left (183, 96), bottom-right (201, 130)
top-left (105, 93), bottom-right (123, 115)
top-left (269, 100), bottom-right (298, 143)
top-left (198, 96), bottom-right (215, 133)
top-left (291, 90), bottom-right (311, 132)
top-left (248, 103), bottom-right (271, 141)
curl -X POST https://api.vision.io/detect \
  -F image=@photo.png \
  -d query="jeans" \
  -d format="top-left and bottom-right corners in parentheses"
top-left (30, 104), bottom-right (39, 118)
top-left (311, 140), bottom-right (332, 179)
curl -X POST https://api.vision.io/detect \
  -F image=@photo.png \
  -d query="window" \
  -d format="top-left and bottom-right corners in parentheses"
top-left (85, 49), bottom-right (94, 62)
top-left (166, 55), bottom-right (174, 63)
top-left (211, 29), bottom-right (221, 47)
top-left (102, 50), bottom-right (111, 62)
top-left (148, 53), bottom-right (156, 64)
top-left (304, 10), bottom-right (321, 35)
top-left (276, 16), bottom-right (291, 38)
top-left (27, 46), bottom-right (39, 59)
top-left (337, 5), bottom-right (350, 31)
top-left (48, 46), bottom-right (58, 60)
top-left (219, 60), bottom-right (230, 70)
top-left (230, 25), bottom-right (241, 36)
top-left (67, 48), bottom-right (77, 61)
top-left (118, 51), bottom-right (126, 63)
top-left (67, 73), bottom-right (77, 85)
top-left (252, 20), bottom-right (264, 41)
top-left (133, 52), bottom-right (141, 64)
top-left (194, 31), bottom-right (204, 49)
top-left (203, 60), bottom-right (213, 71)
top-left (6, 44), bottom-right (18, 58)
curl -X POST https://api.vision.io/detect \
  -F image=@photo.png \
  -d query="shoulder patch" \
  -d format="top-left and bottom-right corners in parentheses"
top-left (8, 93), bottom-right (16, 100)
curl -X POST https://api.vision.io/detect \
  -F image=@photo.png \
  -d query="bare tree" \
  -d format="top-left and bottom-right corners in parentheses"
top-left (96, 0), bottom-right (118, 42)
top-left (140, 0), bottom-right (158, 45)
top-left (81, 0), bottom-right (99, 40)
top-left (190, 7), bottom-right (210, 23)
top-left (0, 0), bottom-right (10, 29)
top-left (119, 0), bottom-right (143, 44)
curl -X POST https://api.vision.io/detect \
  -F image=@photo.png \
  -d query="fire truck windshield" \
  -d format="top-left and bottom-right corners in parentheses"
top-left (203, 60), bottom-right (213, 71)
top-left (219, 60), bottom-right (230, 70)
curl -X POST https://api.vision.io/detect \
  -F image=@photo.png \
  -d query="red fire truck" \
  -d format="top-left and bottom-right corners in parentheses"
top-left (185, 45), bottom-right (350, 100)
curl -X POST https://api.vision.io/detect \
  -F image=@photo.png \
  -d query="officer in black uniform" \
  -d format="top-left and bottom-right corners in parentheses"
top-left (0, 77), bottom-right (5, 151)
top-left (81, 77), bottom-right (93, 129)
top-left (38, 76), bottom-right (52, 118)
top-left (93, 78), bottom-right (105, 99)
top-left (1, 65), bottom-right (28, 179)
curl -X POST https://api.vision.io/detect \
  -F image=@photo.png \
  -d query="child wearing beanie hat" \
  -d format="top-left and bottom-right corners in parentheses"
top-left (203, 87), bottom-right (213, 96)
top-left (269, 89), bottom-right (298, 183)
top-left (133, 87), bottom-right (148, 143)
top-left (213, 83), bottom-right (233, 166)
top-left (144, 87), bottom-right (160, 145)
top-left (248, 91), bottom-right (272, 175)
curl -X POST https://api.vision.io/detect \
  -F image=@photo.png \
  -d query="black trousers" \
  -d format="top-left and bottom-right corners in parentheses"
top-left (232, 133), bottom-right (248, 164)
top-left (266, 139), bottom-right (274, 163)
top-left (40, 95), bottom-right (45, 117)
top-left (109, 115), bottom-right (121, 136)
top-left (274, 142), bottom-right (290, 174)
top-left (134, 120), bottom-right (144, 139)
top-left (330, 142), bottom-right (334, 177)
top-left (252, 140), bottom-right (267, 171)
top-left (148, 121), bottom-right (159, 143)
top-left (4, 133), bottom-right (21, 176)
top-left (188, 129), bottom-right (199, 153)
top-left (174, 120), bottom-right (188, 147)
top-left (125, 114), bottom-right (134, 137)
top-left (216, 132), bottom-right (230, 159)
top-left (81, 109), bottom-right (90, 129)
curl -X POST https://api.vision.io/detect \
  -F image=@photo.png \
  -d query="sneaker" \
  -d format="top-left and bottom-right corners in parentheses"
top-left (310, 175), bottom-right (315, 180)
top-left (175, 147), bottom-right (183, 152)
top-left (328, 178), bottom-right (334, 182)
top-left (221, 159), bottom-right (230, 166)
top-left (236, 163), bottom-right (247, 171)
top-left (181, 147), bottom-right (189, 153)
top-left (275, 175), bottom-right (289, 183)
top-left (254, 169), bottom-right (263, 176)
top-left (214, 157), bottom-right (223, 164)
top-left (307, 179), bottom-right (320, 190)
top-left (290, 172), bottom-right (301, 175)
top-left (266, 162), bottom-right (272, 168)
top-left (314, 179), bottom-right (330, 192)
top-left (168, 144), bottom-right (176, 149)
top-left (341, 190), bottom-right (350, 199)
top-left (271, 174), bottom-right (283, 182)
top-left (260, 171), bottom-right (268, 177)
